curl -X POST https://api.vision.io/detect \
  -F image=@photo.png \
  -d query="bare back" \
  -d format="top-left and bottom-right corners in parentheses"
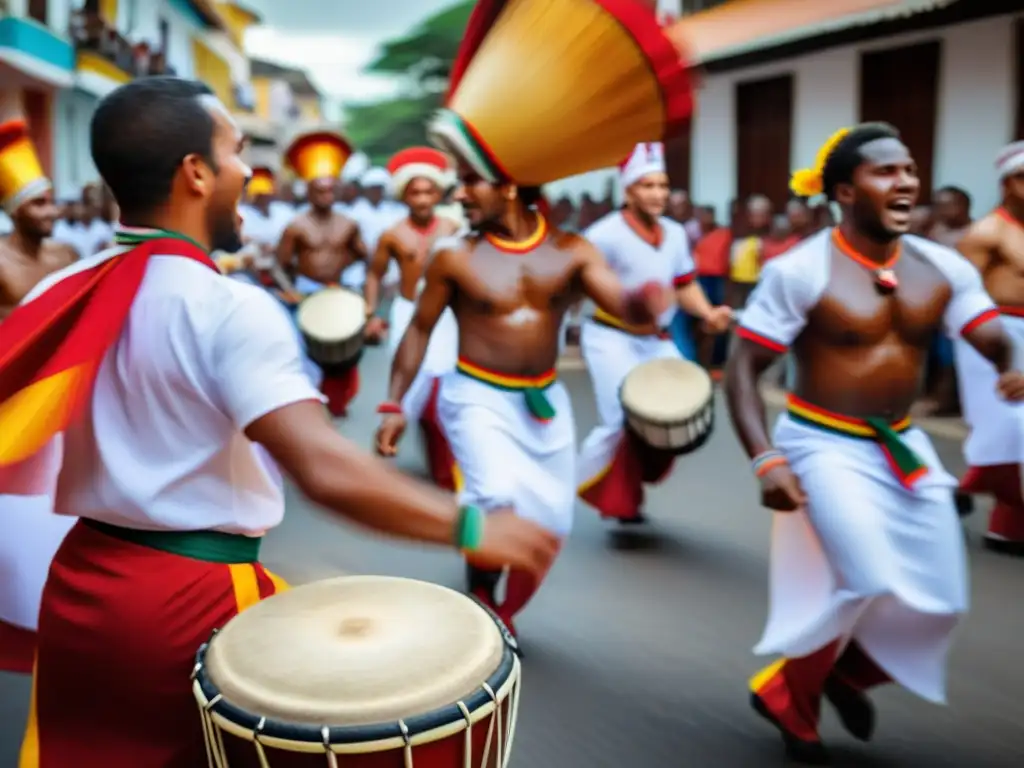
top-left (279, 210), bottom-right (362, 284)
top-left (440, 229), bottom-right (589, 375)
top-left (793, 241), bottom-right (951, 419)
top-left (0, 237), bottom-right (78, 319)
top-left (380, 217), bottom-right (461, 301)
top-left (958, 209), bottom-right (1024, 308)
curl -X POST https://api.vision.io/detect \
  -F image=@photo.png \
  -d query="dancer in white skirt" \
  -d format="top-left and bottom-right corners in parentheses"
top-left (955, 141), bottom-right (1024, 555)
top-left (726, 123), bottom-right (1024, 765)
top-left (366, 148), bottom-right (462, 489)
top-left (377, 171), bottom-right (667, 643)
top-left (576, 142), bottom-right (731, 523)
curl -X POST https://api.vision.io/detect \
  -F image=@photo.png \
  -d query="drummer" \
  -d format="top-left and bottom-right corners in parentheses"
top-left (365, 147), bottom-right (461, 489)
top-left (277, 130), bottom-right (368, 417)
top-left (576, 143), bottom-right (732, 524)
top-left (1, 76), bottom-right (559, 766)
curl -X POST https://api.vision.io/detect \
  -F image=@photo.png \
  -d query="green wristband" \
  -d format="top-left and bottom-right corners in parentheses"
top-left (455, 505), bottom-right (485, 551)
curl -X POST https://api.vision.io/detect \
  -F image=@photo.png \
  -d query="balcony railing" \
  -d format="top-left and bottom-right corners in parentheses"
top-left (69, 10), bottom-right (176, 78)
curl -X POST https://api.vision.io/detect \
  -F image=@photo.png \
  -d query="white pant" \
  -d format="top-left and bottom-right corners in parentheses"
top-left (388, 296), bottom-right (458, 422)
top-left (757, 414), bottom-right (966, 703)
top-left (438, 372), bottom-right (576, 537)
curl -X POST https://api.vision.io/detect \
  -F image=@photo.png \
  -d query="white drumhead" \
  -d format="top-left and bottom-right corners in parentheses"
top-left (296, 288), bottom-right (366, 342)
top-left (620, 358), bottom-right (713, 423)
top-left (205, 576), bottom-right (506, 726)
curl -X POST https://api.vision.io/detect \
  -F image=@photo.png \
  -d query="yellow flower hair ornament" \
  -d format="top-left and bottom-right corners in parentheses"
top-left (789, 127), bottom-right (851, 197)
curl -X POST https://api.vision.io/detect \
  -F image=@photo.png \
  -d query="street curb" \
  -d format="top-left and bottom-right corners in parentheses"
top-left (556, 354), bottom-right (967, 441)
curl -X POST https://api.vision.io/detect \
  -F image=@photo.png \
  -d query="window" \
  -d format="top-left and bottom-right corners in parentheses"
top-left (28, 0), bottom-right (47, 24)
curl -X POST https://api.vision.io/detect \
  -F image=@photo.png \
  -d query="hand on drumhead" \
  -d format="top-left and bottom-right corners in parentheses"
top-left (759, 463), bottom-right (806, 512)
top-left (701, 306), bottom-right (733, 334)
top-left (476, 510), bottom-right (560, 576)
top-left (375, 413), bottom-right (407, 457)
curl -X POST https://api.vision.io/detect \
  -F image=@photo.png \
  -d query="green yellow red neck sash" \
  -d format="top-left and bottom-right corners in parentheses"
top-left (0, 228), bottom-right (216, 466)
top-left (456, 357), bottom-right (556, 422)
top-left (786, 395), bottom-right (927, 489)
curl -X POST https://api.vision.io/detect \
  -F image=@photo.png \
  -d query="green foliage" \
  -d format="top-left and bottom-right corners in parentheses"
top-left (342, 0), bottom-right (474, 164)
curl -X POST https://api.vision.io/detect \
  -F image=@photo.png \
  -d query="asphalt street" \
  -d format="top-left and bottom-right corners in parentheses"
top-left (1, 345), bottom-right (1022, 767)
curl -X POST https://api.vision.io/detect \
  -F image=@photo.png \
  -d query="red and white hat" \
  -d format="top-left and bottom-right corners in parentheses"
top-left (387, 147), bottom-right (452, 198)
top-left (996, 142), bottom-right (1024, 180)
top-left (619, 142), bottom-right (666, 188)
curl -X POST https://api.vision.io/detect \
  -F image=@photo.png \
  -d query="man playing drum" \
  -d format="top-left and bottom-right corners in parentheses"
top-left (277, 130), bottom-right (368, 417)
top-left (376, 0), bottom-right (695, 640)
top-left (726, 123), bottom-right (1024, 765)
top-left (366, 147), bottom-right (461, 490)
top-left (0, 77), bottom-right (559, 768)
top-left (577, 142), bottom-right (731, 524)
top-left (955, 141), bottom-right (1024, 555)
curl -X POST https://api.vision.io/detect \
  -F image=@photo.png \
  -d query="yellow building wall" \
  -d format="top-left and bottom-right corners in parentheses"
top-left (99, 0), bottom-right (118, 23)
top-left (252, 77), bottom-right (272, 120)
top-left (192, 38), bottom-right (233, 109)
top-left (216, 3), bottom-right (260, 51)
top-left (295, 95), bottom-right (321, 121)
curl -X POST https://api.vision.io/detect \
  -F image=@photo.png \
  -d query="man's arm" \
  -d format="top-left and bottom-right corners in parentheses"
top-left (956, 217), bottom-right (999, 273)
top-left (275, 223), bottom-right (298, 272)
top-left (387, 246), bottom-right (455, 404)
top-left (348, 227), bottom-right (369, 263)
top-left (575, 238), bottom-right (661, 324)
top-left (724, 340), bottom-right (782, 458)
top-left (364, 232), bottom-right (393, 318)
top-left (942, 241), bottom-right (1011, 372)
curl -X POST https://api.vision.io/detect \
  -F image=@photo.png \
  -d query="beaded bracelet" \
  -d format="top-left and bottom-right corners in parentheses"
top-left (455, 505), bottom-right (485, 551)
top-left (752, 449), bottom-right (787, 478)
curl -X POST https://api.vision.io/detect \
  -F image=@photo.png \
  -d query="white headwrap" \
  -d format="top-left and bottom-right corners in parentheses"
top-left (996, 142), bottom-right (1024, 180)
top-left (619, 142), bottom-right (666, 189)
top-left (360, 167), bottom-right (391, 191)
top-left (341, 152), bottom-right (370, 183)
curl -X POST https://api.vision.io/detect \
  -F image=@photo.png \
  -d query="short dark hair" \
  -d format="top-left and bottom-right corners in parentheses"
top-left (91, 77), bottom-right (216, 219)
top-left (936, 185), bottom-right (971, 207)
top-left (519, 185), bottom-right (543, 207)
top-left (821, 122), bottom-right (901, 201)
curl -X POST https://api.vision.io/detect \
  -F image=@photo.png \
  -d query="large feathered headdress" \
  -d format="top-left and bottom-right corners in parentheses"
top-left (427, 0), bottom-right (694, 186)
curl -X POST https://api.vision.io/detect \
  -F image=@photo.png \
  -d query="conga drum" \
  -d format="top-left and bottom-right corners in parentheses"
top-left (619, 357), bottom-right (714, 455)
top-left (192, 575), bottom-right (521, 767)
top-left (295, 287), bottom-right (367, 374)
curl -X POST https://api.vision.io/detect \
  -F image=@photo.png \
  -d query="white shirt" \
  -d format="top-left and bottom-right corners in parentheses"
top-left (584, 211), bottom-right (696, 327)
top-left (25, 246), bottom-right (324, 535)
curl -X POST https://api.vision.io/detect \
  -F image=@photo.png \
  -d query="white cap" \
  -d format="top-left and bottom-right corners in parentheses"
top-left (360, 167), bottom-right (391, 190)
top-left (619, 142), bottom-right (666, 189)
top-left (996, 142), bottom-right (1024, 180)
top-left (341, 151), bottom-right (370, 182)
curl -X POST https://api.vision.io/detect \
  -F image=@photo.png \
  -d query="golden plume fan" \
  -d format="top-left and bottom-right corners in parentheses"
top-left (284, 129), bottom-right (353, 183)
top-left (429, 0), bottom-right (693, 186)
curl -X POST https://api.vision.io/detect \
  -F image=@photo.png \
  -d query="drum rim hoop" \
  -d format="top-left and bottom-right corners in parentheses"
top-left (623, 398), bottom-right (714, 428)
top-left (192, 601), bottom-right (518, 745)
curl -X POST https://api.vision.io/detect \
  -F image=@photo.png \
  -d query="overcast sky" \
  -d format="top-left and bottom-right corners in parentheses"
top-left (244, 0), bottom-right (456, 105)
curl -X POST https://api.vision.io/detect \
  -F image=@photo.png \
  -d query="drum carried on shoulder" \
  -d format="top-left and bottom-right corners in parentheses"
top-left (192, 575), bottom-right (521, 767)
top-left (296, 287), bottom-right (367, 374)
top-left (619, 357), bottom-right (715, 455)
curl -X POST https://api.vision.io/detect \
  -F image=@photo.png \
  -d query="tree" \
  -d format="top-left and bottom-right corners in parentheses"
top-left (342, 1), bottom-right (474, 164)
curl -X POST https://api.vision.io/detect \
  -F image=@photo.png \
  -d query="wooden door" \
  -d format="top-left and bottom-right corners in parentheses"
top-left (664, 121), bottom-right (692, 193)
top-left (27, 0), bottom-right (47, 23)
top-left (735, 74), bottom-right (793, 209)
top-left (859, 40), bottom-right (941, 203)
top-left (1016, 19), bottom-right (1023, 140)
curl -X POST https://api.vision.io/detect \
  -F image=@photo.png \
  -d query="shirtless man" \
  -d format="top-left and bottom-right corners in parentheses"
top-left (377, 161), bottom-right (667, 643)
top-left (277, 130), bottom-right (367, 417)
top-left (954, 141), bottom-right (1024, 554)
top-left (365, 147), bottom-right (461, 489)
top-left (727, 123), bottom-right (1024, 764)
top-left (0, 119), bottom-right (77, 673)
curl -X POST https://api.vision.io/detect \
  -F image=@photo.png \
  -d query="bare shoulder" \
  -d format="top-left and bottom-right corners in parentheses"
top-left (427, 232), bottom-right (471, 272)
top-left (554, 229), bottom-right (600, 264)
top-left (959, 213), bottom-right (1003, 248)
top-left (43, 239), bottom-right (79, 267)
top-left (439, 217), bottom-right (461, 237)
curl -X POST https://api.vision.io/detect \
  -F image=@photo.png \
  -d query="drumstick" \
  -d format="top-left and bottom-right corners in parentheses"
top-left (665, 0), bottom-right (899, 62)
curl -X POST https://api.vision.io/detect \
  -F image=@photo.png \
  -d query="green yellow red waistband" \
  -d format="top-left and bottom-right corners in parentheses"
top-left (456, 357), bottom-right (556, 391)
top-left (592, 307), bottom-right (669, 339)
top-left (84, 519), bottom-right (261, 564)
top-left (786, 395), bottom-right (910, 439)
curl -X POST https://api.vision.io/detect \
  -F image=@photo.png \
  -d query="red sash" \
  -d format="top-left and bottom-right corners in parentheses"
top-left (0, 235), bottom-right (216, 466)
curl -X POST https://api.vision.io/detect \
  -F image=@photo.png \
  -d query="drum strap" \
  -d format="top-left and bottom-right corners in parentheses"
top-left (456, 357), bottom-right (557, 422)
top-left (786, 395), bottom-right (926, 489)
top-left (83, 519), bottom-right (262, 564)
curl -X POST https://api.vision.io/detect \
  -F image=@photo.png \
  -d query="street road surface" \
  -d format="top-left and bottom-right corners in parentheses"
top-left (1, 347), bottom-right (1022, 767)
